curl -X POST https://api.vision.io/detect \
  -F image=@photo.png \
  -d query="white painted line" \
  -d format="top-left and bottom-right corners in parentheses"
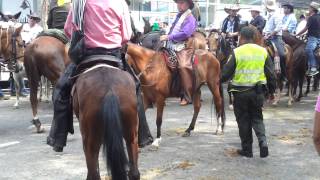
top-left (0, 141), bottom-right (20, 148)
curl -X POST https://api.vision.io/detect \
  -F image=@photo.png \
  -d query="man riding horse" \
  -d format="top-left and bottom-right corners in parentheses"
top-left (221, 4), bottom-right (241, 48)
top-left (282, 3), bottom-right (297, 34)
top-left (263, 0), bottom-right (287, 81)
top-left (47, 0), bottom-right (153, 152)
top-left (249, 7), bottom-right (265, 34)
top-left (159, 0), bottom-right (196, 106)
top-left (296, 1), bottom-right (320, 76)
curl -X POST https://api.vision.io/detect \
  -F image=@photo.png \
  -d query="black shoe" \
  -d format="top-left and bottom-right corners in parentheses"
top-left (259, 141), bottom-right (269, 158)
top-left (236, 149), bottom-right (253, 158)
top-left (53, 146), bottom-right (63, 152)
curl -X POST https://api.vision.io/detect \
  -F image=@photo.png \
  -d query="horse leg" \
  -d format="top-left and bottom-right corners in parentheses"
top-left (313, 74), bottom-right (320, 91)
top-left (39, 76), bottom-right (43, 102)
top-left (124, 117), bottom-right (140, 180)
top-left (183, 90), bottom-right (201, 137)
top-left (305, 76), bottom-right (311, 96)
top-left (151, 97), bottom-right (165, 147)
top-left (297, 77), bottom-right (304, 101)
top-left (287, 83), bottom-right (293, 107)
top-left (13, 72), bottom-right (21, 108)
top-left (82, 128), bottom-right (101, 180)
top-left (29, 76), bottom-right (43, 133)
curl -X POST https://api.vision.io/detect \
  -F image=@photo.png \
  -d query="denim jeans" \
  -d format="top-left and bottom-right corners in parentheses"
top-left (0, 88), bottom-right (3, 97)
top-left (306, 36), bottom-right (320, 69)
top-left (270, 36), bottom-right (286, 57)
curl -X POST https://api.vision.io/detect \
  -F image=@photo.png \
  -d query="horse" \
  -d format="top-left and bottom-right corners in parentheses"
top-left (282, 31), bottom-right (307, 101)
top-left (0, 22), bottom-right (26, 108)
top-left (72, 60), bottom-right (140, 180)
top-left (24, 31), bottom-right (71, 132)
top-left (127, 43), bottom-right (225, 147)
top-left (207, 29), bottom-right (235, 109)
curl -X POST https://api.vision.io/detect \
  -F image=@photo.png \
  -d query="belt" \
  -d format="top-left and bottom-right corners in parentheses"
top-left (85, 47), bottom-right (121, 59)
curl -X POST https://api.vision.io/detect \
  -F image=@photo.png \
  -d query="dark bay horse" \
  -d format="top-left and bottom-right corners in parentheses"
top-left (24, 34), bottom-right (71, 132)
top-left (72, 63), bottom-right (140, 180)
top-left (127, 43), bottom-right (225, 147)
top-left (282, 31), bottom-right (307, 101)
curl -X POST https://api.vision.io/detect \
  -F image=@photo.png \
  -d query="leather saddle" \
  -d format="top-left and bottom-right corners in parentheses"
top-left (160, 47), bottom-right (179, 71)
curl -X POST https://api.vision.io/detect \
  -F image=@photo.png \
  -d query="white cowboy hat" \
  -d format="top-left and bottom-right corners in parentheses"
top-left (264, 0), bottom-right (277, 10)
top-left (310, 1), bottom-right (320, 11)
top-left (230, 4), bottom-right (241, 11)
top-left (249, 6), bottom-right (261, 13)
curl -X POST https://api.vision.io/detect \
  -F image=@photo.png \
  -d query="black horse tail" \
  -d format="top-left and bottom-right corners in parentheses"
top-left (219, 79), bottom-right (226, 129)
top-left (102, 91), bottom-right (128, 180)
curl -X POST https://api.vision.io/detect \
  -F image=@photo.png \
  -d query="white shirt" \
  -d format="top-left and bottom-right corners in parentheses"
top-left (263, 11), bottom-right (283, 36)
top-left (21, 23), bottom-right (43, 44)
top-left (296, 19), bottom-right (307, 35)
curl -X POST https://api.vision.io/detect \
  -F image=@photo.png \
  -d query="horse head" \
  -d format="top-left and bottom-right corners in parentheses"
top-left (0, 22), bottom-right (25, 72)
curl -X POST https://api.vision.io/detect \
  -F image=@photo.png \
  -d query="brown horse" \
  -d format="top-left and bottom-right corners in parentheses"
top-left (0, 22), bottom-right (26, 108)
top-left (24, 35), bottom-right (71, 132)
top-left (72, 63), bottom-right (140, 180)
top-left (127, 43), bottom-right (225, 147)
top-left (282, 31), bottom-right (307, 101)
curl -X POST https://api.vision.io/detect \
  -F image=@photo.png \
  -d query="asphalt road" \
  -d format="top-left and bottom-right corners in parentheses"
top-left (0, 86), bottom-right (319, 180)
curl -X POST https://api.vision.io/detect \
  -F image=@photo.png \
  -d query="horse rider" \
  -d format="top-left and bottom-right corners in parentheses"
top-left (221, 4), bottom-right (241, 48)
top-left (222, 26), bottom-right (276, 158)
top-left (21, 13), bottom-right (43, 45)
top-left (47, 0), bottom-right (71, 29)
top-left (282, 3), bottom-right (297, 34)
top-left (263, 0), bottom-right (286, 81)
top-left (47, 0), bottom-right (153, 152)
top-left (249, 7), bottom-right (265, 34)
top-left (159, 0), bottom-right (197, 106)
top-left (296, 2), bottom-right (320, 76)
top-left (296, 14), bottom-right (308, 36)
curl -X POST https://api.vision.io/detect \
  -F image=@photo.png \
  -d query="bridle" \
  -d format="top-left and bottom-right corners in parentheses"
top-left (1, 25), bottom-right (24, 72)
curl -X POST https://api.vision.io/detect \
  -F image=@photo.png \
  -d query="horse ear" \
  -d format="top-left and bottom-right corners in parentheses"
top-left (0, 11), bottom-right (9, 22)
top-left (13, 12), bottom-right (21, 20)
top-left (15, 25), bottom-right (23, 35)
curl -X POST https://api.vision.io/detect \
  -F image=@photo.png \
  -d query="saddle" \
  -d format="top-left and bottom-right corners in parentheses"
top-left (160, 47), bottom-right (179, 71)
top-left (37, 29), bottom-right (69, 44)
top-left (71, 55), bottom-right (122, 80)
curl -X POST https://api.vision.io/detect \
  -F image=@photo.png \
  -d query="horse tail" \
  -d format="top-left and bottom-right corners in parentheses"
top-left (219, 79), bottom-right (226, 127)
top-left (102, 91), bottom-right (128, 180)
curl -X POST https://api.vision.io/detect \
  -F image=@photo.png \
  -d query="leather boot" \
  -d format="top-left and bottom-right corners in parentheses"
top-left (179, 67), bottom-right (193, 103)
top-left (259, 141), bottom-right (269, 158)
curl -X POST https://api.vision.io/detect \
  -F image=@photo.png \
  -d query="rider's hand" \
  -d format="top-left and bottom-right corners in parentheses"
top-left (160, 35), bottom-right (169, 41)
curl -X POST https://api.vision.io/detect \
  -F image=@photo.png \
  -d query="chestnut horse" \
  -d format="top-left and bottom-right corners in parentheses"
top-left (127, 43), bottom-right (225, 147)
top-left (24, 34), bottom-right (71, 132)
top-left (72, 63), bottom-right (140, 180)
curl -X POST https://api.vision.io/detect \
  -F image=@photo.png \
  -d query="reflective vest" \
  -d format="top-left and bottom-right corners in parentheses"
top-left (232, 43), bottom-right (268, 87)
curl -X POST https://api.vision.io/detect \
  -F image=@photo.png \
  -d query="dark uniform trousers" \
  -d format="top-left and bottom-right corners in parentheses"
top-left (233, 89), bottom-right (266, 152)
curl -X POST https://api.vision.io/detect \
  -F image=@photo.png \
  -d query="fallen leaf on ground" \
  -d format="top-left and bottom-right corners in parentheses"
top-left (175, 160), bottom-right (195, 170)
top-left (224, 148), bottom-right (239, 157)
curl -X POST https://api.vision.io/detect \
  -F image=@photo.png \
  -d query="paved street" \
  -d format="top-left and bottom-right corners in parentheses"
top-left (0, 86), bottom-right (319, 180)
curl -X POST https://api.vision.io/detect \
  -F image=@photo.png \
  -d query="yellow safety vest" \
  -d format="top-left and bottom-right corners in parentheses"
top-left (232, 43), bottom-right (268, 87)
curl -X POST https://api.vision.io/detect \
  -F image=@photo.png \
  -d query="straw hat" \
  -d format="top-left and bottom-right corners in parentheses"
top-left (27, 13), bottom-right (41, 22)
top-left (310, 1), bottom-right (320, 11)
top-left (230, 4), bottom-right (241, 11)
top-left (264, 0), bottom-right (277, 10)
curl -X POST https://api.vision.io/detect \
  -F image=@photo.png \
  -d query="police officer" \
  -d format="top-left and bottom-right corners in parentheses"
top-left (47, 0), bottom-right (71, 29)
top-left (222, 27), bottom-right (276, 158)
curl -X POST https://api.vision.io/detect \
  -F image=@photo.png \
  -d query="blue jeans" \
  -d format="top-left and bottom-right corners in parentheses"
top-left (305, 36), bottom-right (320, 69)
top-left (0, 88), bottom-right (3, 97)
top-left (270, 36), bottom-right (286, 57)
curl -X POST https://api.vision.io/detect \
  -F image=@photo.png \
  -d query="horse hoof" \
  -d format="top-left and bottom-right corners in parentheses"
top-left (182, 131), bottom-right (191, 137)
top-left (151, 138), bottom-right (161, 147)
top-left (36, 127), bottom-right (45, 133)
top-left (228, 105), bottom-right (234, 110)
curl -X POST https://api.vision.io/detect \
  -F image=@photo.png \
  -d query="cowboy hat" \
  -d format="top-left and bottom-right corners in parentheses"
top-left (282, 3), bottom-right (294, 12)
top-left (264, 0), bottom-right (277, 10)
top-left (27, 13), bottom-right (41, 21)
top-left (249, 6), bottom-right (261, 13)
top-left (310, 1), bottom-right (320, 11)
top-left (229, 4), bottom-right (241, 11)
top-left (224, 6), bottom-right (231, 13)
top-left (173, 0), bottom-right (194, 9)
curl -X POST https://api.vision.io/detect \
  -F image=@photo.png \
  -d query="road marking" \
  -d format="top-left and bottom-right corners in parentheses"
top-left (0, 141), bottom-right (20, 148)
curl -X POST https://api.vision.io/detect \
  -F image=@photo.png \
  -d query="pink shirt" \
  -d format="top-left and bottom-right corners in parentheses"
top-left (316, 96), bottom-right (320, 112)
top-left (64, 0), bottom-right (132, 49)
